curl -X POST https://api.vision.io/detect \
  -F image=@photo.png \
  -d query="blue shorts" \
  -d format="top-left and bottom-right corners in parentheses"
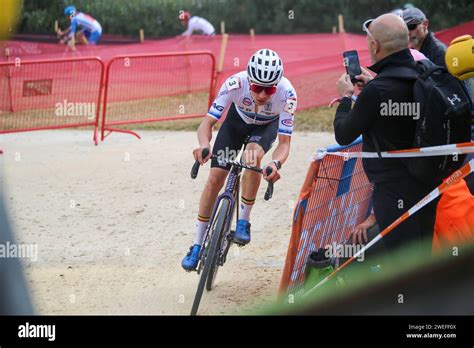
top-left (82, 30), bottom-right (101, 45)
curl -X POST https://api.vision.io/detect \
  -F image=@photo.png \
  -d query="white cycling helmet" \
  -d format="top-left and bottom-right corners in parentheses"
top-left (247, 49), bottom-right (283, 86)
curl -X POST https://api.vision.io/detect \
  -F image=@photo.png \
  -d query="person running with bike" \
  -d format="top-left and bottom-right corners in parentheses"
top-left (182, 49), bottom-right (297, 271)
top-left (178, 11), bottom-right (215, 37)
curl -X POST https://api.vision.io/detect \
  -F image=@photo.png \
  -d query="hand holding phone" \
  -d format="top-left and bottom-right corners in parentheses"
top-left (343, 50), bottom-right (362, 84)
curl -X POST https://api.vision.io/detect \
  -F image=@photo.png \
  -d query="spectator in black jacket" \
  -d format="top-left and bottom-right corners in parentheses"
top-left (403, 7), bottom-right (447, 67)
top-left (333, 14), bottom-right (438, 256)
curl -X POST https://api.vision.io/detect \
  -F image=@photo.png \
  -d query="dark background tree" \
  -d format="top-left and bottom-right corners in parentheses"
top-left (16, 0), bottom-right (474, 37)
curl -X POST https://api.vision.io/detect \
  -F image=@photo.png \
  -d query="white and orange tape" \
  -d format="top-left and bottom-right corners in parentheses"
top-left (303, 158), bottom-right (474, 297)
top-left (314, 141), bottom-right (474, 161)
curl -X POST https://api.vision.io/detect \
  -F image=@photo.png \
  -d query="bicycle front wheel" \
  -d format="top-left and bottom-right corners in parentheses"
top-left (190, 198), bottom-right (230, 316)
top-left (206, 199), bottom-right (231, 291)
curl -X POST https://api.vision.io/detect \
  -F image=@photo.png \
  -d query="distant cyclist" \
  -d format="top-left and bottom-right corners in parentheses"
top-left (182, 49), bottom-right (297, 271)
top-left (179, 11), bottom-right (215, 37)
top-left (59, 5), bottom-right (102, 45)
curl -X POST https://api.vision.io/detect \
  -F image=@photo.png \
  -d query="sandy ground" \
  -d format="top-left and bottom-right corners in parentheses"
top-left (0, 129), bottom-right (334, 315)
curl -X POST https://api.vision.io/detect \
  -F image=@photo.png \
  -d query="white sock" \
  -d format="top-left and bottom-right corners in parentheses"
top-left (238, 196), bottom-right (255, 221)
top-left (194, 215), bottom-right (210, 246)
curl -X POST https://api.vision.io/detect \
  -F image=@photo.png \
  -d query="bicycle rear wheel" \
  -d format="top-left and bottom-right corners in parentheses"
top-left (190, 199), bottom-right (230, 316)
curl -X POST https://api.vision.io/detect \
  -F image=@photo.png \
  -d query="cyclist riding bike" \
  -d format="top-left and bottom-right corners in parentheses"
top-left (59, 5), bottom-right (102, 45)
top-left (182, 49), bottom-right (297, 271)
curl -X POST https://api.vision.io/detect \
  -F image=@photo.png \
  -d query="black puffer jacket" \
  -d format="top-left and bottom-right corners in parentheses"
top-left (334, 49), bottom-right (418, 184)
top-left (420, 31), bottom-right (447, 67)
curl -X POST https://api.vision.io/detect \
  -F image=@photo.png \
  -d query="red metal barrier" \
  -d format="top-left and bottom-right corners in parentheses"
top-left (279, 138), bottom-right (373, 295)
top-left (0, 56), bottom-right (105, 145)
top-left (101, 51), bottom-right (216, 140)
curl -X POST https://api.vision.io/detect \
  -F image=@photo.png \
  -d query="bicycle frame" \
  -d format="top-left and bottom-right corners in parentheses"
top-left (196, 149), bottom-right (245, 273)
top-left (189, 141), bottom-right (274, 315)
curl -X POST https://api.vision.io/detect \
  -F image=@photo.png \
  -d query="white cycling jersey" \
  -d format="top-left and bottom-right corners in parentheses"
top-left (182, 16), bottom-right (215, 36)
top-left (207, 71), bottom-right (297, 136)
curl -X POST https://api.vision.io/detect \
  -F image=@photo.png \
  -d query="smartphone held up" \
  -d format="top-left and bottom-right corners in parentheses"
top-left (343, 50), bottom-right (362, 84)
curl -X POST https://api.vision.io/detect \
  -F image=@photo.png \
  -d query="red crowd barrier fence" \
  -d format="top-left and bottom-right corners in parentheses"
top-left (279, 137), bottom-right (373, 295)
top-left (100, 51), bottom-right (216, 140)
top-left (0, 56), bottom-right (105, 144)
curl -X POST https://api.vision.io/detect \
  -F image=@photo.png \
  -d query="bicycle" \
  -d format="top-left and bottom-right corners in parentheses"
top-left (189, 139), bottom-right (274, 316)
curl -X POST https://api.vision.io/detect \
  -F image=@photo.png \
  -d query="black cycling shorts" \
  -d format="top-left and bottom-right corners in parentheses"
top-left (211, 103), bottom-right (279, 170)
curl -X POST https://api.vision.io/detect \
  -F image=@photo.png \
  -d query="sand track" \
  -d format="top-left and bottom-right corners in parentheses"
top-left (1, 130), bottom-right (334, 314)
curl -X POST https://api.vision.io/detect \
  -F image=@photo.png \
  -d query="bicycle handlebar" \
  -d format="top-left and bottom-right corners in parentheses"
top-left (190, 148), bottom-right (275, 200)
top-left (190, 148), bottom-right (209, 179)
top-left (264, 166), bottom-right (274, 201)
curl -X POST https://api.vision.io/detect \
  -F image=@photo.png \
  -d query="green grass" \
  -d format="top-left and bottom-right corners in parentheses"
top-left (1, 86), bottom-right (335, 133)
top-left (123, 106), bottom-right (335, 132)
top-left (0, 107), bottom-right (97, 131)
top-left (242, 241), bottom-right (474, 315)
top-left (122, 116), bottom-right (205, 131)
top-left (293, 106), bottom-right (334, 133)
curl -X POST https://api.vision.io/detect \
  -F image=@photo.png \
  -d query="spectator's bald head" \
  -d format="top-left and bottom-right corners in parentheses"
top-left (367, 14), bottom-right (409, 62)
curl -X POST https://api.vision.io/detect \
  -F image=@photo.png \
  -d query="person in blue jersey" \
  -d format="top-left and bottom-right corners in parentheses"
top-left (181, 49), bottom-right (297, 271)
top-left (58, 5), bottom-right (102, 45)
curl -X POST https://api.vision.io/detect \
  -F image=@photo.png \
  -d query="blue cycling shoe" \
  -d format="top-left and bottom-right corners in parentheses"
top-left (233, 219), bottom-right (251, 245)
top-left (181, 244), bottom-right (201, 271)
